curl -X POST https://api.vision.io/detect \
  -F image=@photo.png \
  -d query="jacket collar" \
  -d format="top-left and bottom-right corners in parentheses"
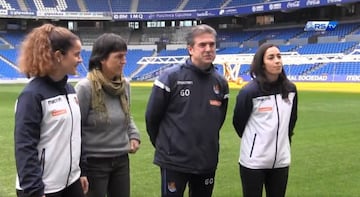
top-left (41, 75), bottom-right (68, 92)
top-left (184, 59), bottom-right (214, 75)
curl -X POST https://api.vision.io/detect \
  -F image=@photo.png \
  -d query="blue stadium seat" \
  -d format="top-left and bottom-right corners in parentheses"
top-left (183, 0), bottom-right (223, 10)
top-left (124, 49), bottom-right (154, 77)
top-left (227, 0), bottom-right (267, 7)
top-left (312, 62), bottom-right (360, 75)
top-left (297, 42), bottom-right (357, 54)
top-left (133, 49), bottom-right (187, 78)
top-left (1, 0), bottom-right (20, 10)
top-left (83, 0), bottom-right (110, 12)
top-left (0, 32), bottom-right (25, 47)
top-left (284, 64), bottom-right (314, 75)
top-left (217, 30), bottom-right (257, 43)
top-left (217, 47), bottom-right (247, 54)
top-left (137, 0), bottom-right (181, 12)
top-left (23, 0), bottom-right (80, 11)
top-left (318, 23), bottom-right (360, 38)
top-left (1, 49), bottom-right (18, 63)
top-left (0, 59), bottom-right (24, 78)
top-left (110, 0), bottom-right (132, 12)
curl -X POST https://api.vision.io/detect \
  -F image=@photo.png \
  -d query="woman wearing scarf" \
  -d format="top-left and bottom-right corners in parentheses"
top-left (75, 33), bottom-right (140, 197)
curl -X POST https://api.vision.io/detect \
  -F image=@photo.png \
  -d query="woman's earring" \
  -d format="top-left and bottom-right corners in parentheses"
top-left (58, 59), bottom-right (60, 63)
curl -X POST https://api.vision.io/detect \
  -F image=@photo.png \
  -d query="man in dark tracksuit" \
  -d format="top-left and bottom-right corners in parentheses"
top-left (146, 24), bottom-right (229, 197)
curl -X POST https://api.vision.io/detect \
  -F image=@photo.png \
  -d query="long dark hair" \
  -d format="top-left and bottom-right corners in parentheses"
top-left (250, 43), bottom-right (292, 99)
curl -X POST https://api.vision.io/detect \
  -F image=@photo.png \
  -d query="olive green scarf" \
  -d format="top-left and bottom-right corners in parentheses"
top-left (87, 69), bottom-right (130, 123)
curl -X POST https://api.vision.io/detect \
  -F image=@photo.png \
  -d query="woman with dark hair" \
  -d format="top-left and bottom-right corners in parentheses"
top-left (233, 43), bottom-right (298, 197)
top-left (14, 23), bottom-right (87, 197)
top-left (75, 33), bottom-right (140, 197)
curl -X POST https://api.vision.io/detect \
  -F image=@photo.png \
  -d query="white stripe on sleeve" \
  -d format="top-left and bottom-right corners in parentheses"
top-left (154, 79), bottom-right (170, 92)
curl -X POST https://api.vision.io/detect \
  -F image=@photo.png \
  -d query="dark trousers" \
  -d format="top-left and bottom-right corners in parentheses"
top-left (17, 179), bottom-right (84, 197)
top-left (85, 155), bottom-right (130, 197)
top-left (240, 165), bottom-right (289, 197)
top-left (160, 168), bottom-right (215, 197)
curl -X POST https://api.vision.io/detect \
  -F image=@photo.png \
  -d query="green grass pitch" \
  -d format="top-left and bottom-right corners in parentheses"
top-left (0, 83), bottom-right (359, 197)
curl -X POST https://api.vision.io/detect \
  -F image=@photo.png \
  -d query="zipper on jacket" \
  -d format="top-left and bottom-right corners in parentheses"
top-left (167, 132), bottom-right (172, 155)
top-left (65, 93), bottom-right (74, 187)
top-left (272, 95), bottom-right (280, 168)
top-left (249, 133), bottom-right (257, 158)
top-left (40, 148), bottom-right (45, 175)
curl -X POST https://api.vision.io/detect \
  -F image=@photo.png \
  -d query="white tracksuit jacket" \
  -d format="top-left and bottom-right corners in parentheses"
top-left (233, 79), bottom-right (297, 169)
top-left (14, 76), bottom-right (81, 196)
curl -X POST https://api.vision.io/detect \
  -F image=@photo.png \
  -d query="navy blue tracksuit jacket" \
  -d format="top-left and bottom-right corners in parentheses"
top-left (146, 59), bottom-right (229, 174)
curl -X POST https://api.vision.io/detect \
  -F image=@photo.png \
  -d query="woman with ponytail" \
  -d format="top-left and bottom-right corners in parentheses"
top-left (14, 23), bottom-right (88, 197)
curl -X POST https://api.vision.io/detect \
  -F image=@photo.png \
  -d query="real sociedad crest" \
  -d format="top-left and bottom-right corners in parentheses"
top-left (167, 182), bottom-right (176, 192)
top-left (213, 84), bottom-right (220, 94)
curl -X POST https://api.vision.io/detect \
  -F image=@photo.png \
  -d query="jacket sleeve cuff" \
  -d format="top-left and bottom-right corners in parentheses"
top-left (17, 188), bottom-right (44, 197)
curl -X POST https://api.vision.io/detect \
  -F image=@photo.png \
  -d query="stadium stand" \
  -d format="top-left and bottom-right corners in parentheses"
top-left (312, 62), bottom-right (360, 75)
top-left (124, 49), bottom-right (154, 77)
top-left (110, 0), bottom-right (132, 12)
top-left (82, 0), bottom-right (110, 12)
top-left (182, 0), bottom-right (223, 10)
top-left (137, 0), bottom-right (181, 12)
top-left (0, 49), bottom-right (18, 63)
top-left (23, 0), bottom-right (80, 11)
top-left (0, 0), bottom-right (359, 83)
top-left (132, 48), bottom-right (187, 79)
top-left (297, 42), bottom-right (357, 54)
top-left (284, 64), bottom-right (315, 75)
top-left (1, 0), bottom-right (20, 10)
top-left (226, 0), bottom-right (270, 7)
top-left (0, 32), bottom-right (24, 48)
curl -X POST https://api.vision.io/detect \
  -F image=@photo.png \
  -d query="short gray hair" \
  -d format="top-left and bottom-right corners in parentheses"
top-left (186, 24), bottom-right (217, 46)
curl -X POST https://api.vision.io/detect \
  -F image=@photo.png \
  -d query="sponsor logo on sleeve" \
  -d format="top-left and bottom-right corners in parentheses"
top-left (258, 107), bottom-right (272, 112)
top-left (209, 100), bottom-right (222, 106)
top-left (51, 109), bottom-right (67, 116)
